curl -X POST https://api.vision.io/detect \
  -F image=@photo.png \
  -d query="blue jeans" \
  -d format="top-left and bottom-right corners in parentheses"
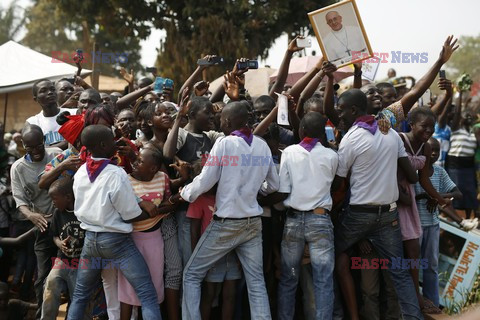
top-left (67, 232), bottom-right (161, 320)
top-left (182, 217), bottom-right (270, 320)
top-left (336, 207), bottom-right (423, 320)
top-left (41, 259), bottom-right (77, 320)
top-left (420, 224), bottom-right (440, 307)
top-left (278, 212), bottom-right (334, 320)
top-left (175, 208), bottom-right (192, 268)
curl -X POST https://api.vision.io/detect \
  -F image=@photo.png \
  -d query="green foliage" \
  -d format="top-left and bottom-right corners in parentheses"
top-left (22, 0), bottom-right (144, 77)
top-left (0, 3), bottom-right (25, 45)
top-left (153, 0), bottom-right (335, 88)
top-left (21, 0), bottom-right (336, 82)
top-left (446, 34), bottom-right (480, 84)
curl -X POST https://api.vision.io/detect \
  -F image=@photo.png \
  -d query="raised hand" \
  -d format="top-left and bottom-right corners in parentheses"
top-left (178, 87), bottom-right (192, 117)
top-left (322, 61), bottom-right (337, 79)
top-left (194, 80), bottom-right (210, 96)
top-left (120, 67), bottom-right (135, 84)
top-left (198, 55), bottom-right (217, 69)
top-left (60, 91), bottom-right (81, 108)
top-left (438, 78), bottom-right (453, 96)
top-left (438, 35), bottom-right (459, 64)
top-left (223, 71), bottom-right (240, 101)
top-left (232, 58), bottom-right (249, 77)
top-left (288, 36), bottom-right (305, 53)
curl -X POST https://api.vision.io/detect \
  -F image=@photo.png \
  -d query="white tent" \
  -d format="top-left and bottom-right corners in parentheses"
top-left (0, 40), bottom-right (91, 94)
top-left (0, 41), bottom-right (92, 130)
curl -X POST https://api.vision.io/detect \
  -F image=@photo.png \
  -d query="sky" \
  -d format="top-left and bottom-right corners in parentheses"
top-left (6, 0), bottom-right (480, 80)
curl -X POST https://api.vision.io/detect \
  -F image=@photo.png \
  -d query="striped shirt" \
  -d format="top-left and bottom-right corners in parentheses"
top-left (414, 165), bottom-right (456, 226)
top-left (448, 128), bottom-right (477, 157)
top-left (128, 171), bottom-right (171, 232)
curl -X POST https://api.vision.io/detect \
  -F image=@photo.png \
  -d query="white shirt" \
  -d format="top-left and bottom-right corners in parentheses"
top-left (73, 162), bottom-right (141, 233)
top-left (323, 25), bottom-right (367, 65)
top-left (279, 143), bottom-right (338, 211)
top-left (26, 108), bottom-right (77, 145)
top-left (337, 126), bottom-right (407, 205)
top-left (181, 135), bottom-right (280, 218)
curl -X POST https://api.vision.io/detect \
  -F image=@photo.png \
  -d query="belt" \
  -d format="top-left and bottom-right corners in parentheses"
top-left (350, 203), bottom-right (397, 214)
top-left (289, 207), bottom-right (328, 215)
top-left (212, 215), bottom-right (261, 222)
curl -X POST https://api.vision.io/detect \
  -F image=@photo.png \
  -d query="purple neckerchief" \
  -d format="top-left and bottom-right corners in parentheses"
top-left (230, 127), bottom-right (253, 146)
top-left (353, 115), bottom-right (378, 135)
top-left (299, 137), bottom-right (319, 152)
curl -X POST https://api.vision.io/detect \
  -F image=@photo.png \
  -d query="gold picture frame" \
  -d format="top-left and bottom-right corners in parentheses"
top-left (308, 0), bottom-right (373, 68)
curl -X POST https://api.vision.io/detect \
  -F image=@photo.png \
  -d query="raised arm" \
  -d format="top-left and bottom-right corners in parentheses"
top-left (164, 88), bottom-right (190, 160)
top-left (253, 94), bottom-right (298, 138)
top-left (269, 36), bottom-right (303, 99)
top-left (119, 67), bottom-right (135, 93)
top-left (400, 36), bottom-right (458, 115)
top-left (287, 57), bottom-right (324, 102)
top-left (322, 62), bottom-right (340, 127)
top-left (178, 55), bottom-right (215, 104)
top-left (431, 78), bottom-right (453, 116)
top-left (352, 63), bottom-right (363, 89)
top-left (115, 83), bottom-right (154, 111)
top-left (296, 68), bottom-right (325, 118)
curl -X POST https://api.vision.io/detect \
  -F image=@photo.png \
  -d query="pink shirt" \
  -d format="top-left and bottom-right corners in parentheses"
top-left (186, 194), bottom-right (215, 234)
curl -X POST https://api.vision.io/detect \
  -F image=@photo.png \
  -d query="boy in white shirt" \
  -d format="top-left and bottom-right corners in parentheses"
top-left (274, 112), bottom-right (338, 319)
top-left (67, 125), bottom-right (161, 320)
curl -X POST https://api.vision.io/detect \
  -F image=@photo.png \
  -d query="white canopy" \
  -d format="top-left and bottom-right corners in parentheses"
top-left (0, 40), bottom-right (91, 94)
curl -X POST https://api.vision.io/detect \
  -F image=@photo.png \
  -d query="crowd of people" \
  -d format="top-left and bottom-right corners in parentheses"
top-left (0, 34), bottom-right (479, 320)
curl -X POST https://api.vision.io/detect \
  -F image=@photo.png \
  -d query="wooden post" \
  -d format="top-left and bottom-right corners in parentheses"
top-left (3, 93), bottom-right (8, 133)
top-left (92, 42), bottom-right (100, 90)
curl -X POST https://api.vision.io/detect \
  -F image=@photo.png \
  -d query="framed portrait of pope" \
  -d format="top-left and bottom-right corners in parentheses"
top-left (308, 0), bottom-right (373, 67)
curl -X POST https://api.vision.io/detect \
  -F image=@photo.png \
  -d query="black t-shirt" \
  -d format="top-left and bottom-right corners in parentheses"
top-left (50, 209), bottom-right (85, 260)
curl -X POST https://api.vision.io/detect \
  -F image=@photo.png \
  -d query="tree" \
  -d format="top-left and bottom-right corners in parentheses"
top-left (153, 0), bottom-right (334, 87)
top-left (22, 0), bottom-right (145, 77)
top-left (0, 3), bottom-right (25, 45)
top-left (446, 34), bottom-right (480, 84)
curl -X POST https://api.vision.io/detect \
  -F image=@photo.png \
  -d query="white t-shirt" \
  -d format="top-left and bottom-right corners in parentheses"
top-left (73, 162), bottom-right (141, 233)
top-left (337, 126), bottom-right (407, 205)
top-left (26, 108), bottom-right (77, 145)
top-left (279, 143), bottom-right (338, 211)
top-left (181, 135), bottom-right (280, 218)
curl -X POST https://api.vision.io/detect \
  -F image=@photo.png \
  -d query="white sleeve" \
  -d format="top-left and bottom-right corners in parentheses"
top-left (109, 172), bottom-right (142, 221)
top-left (261, 159), bottom-right (280, 195)
top-left (336, 137), bottom-right (355, 178)
top-left (278, 151), bottom-right (291, 194)
top-left (181, 139), bottom-right (223, 202)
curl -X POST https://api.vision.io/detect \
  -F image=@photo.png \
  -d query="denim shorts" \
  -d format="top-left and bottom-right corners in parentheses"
top-left (205, 251), bottom-right (241, 282)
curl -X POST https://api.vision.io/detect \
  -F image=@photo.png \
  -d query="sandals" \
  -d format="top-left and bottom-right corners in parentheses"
top-left (422, 298), bottom-right (442, 314)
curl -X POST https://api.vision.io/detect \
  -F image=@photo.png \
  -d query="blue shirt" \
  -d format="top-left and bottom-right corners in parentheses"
top-left (414, 165), bottom-right (456, 226)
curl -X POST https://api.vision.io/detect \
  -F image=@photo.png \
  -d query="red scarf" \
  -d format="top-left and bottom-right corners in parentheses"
top-left (79, 146), bottom-right (117, 182)
top-left (58, 114), bottom-right (85, 145)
